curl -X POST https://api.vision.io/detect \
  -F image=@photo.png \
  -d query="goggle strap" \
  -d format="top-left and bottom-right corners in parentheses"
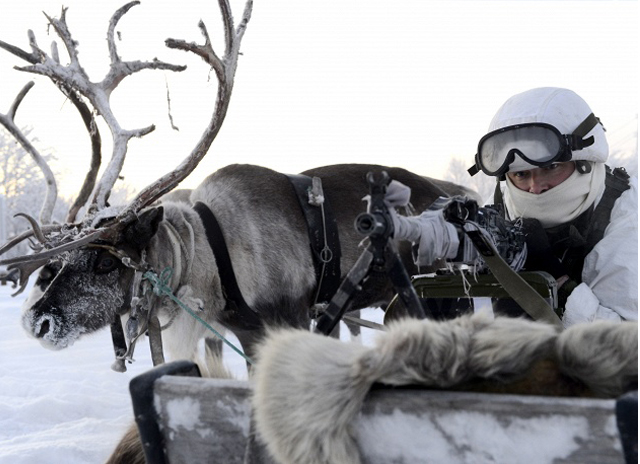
top-left (467, 164), bottom-right (480, 177)
top-left (569, 113), bottom-right (599, 150)
top-left (575, 160), bottom-right (592, 174)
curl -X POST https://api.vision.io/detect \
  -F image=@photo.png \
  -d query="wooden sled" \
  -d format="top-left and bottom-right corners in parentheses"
top-left (129, 360), bottom-right (637, 464)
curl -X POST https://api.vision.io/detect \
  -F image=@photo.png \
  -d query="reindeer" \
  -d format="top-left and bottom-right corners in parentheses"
top-left (0, 1), bottom-right (476, 366)
top-left (14, 163), bottom-right (473, 362)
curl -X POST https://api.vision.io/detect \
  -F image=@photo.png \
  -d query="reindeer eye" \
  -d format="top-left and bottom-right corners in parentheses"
top-left (95, 253), bottom-right (118, 273)
top-left (40, 267), bottom-right (54, 281)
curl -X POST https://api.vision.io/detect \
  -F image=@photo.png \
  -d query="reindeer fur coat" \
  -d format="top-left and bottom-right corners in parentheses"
top-left (252, 315), bottom-right (638, 464)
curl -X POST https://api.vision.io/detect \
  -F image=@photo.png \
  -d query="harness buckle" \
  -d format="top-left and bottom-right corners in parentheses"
top-left (308, 176), bottom-right (325, 206)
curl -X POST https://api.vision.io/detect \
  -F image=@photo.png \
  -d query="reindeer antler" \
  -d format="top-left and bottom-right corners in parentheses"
top-left (0, 0), bottom-right (253, 268)
top-left (0, 25), bottom-right (103, 224)
top-left (0, 223), bottom-right (65, 258)
top-left (18, 2), bottom-right (187, 212)
top-left (116, 0), bottom-right (254, 224)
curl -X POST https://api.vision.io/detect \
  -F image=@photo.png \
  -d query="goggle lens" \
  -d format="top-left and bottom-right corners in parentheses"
top-left (477, 124), bottom-right (565, 176)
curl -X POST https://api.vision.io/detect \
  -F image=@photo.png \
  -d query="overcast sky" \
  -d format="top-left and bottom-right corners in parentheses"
top-left (0, 0), bottom-right (637, 199)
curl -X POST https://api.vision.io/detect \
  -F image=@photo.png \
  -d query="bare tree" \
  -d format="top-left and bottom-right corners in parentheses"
top-left (443, 157), bottom-right (496, 204)
top-left (0, 82), bottom-right (58, 224)
top-left (0, 127), bottom-right (70, 257)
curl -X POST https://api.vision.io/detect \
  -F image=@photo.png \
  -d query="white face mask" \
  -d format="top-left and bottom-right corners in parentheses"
top-left (503, 162), bottom-right (606, 228)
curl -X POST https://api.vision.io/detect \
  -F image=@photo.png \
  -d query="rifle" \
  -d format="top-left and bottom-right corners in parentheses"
top-left (315, 171), bottom-right (563, 336)
top-left (314, 171), bottom-right (427, 335)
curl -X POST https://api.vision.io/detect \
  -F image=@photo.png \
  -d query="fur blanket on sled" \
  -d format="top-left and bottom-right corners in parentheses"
top-left (251, 314), bottom-right (638, 464)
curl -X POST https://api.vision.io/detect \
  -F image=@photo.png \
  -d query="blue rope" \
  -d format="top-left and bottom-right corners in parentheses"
top-left (143, 267), bottom-right (254, 365)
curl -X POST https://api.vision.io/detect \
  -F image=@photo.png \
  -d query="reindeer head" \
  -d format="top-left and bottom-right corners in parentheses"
top-left (0, 1), bottom-right (252, 354)
top-left (22, 208), bottom-right (163, 350)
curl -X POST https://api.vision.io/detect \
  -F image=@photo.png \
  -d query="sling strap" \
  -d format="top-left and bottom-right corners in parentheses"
top-left (464, 226), bottom-right (563, 329)
top-left (585, 166), bottom-right (630, 248)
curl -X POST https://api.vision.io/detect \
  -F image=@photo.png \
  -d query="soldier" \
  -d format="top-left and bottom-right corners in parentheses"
top-left (469, 87), bottom-right (637, 327)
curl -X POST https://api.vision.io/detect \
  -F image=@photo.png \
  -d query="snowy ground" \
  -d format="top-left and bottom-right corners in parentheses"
top-left (0, 282), bottom-right (390, 463)
top-left (2, 278), bottom-right (627, 463)
top-left (0, 278), bottom-right (500, 463)
top-left (0, 282), bottom-right (247, 464)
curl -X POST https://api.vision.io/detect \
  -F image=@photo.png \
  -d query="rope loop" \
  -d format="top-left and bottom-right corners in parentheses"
top-left (150, 267), bottom-right (173, 296)
top-left (141, 267), bottom-right (253, 365)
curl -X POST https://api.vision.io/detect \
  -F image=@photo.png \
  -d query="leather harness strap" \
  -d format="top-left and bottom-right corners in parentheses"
top-left (286, 174), bottom-right (342, 304)
top-left (193, 173), bottom-right (342, 330)
top-left (193, 201), bottom-right (262, 330)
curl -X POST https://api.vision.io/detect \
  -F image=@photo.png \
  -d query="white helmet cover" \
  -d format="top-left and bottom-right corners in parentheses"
top-left (488, 87), bottom-right (609, 172)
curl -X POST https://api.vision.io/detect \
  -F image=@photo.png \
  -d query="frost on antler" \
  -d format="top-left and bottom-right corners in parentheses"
top-left (53, 2), bottom-right (186, 211)
top-left (0, 28), bottom-right (102, 224)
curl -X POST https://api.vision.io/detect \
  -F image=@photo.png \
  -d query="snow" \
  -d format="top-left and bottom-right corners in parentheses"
top-left (5, 279), bottom-right (588, 464)
top-left (0, 282), bottom-right (251, 464)
top-left (356, 408), bottom-right (591, 464)
top-left (164, 397), bottom-right (202, 433)
top-left (0, 281), bottom-right (385, 463)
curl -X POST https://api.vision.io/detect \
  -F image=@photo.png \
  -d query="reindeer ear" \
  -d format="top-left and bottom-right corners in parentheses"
top-left (123, 207), bottom-right (164, 250)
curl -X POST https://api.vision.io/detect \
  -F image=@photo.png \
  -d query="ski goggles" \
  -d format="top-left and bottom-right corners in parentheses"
top-left (468, 113), bottom-right (599, 177)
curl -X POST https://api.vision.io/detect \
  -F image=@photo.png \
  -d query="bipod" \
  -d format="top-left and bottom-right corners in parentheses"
top-left (315, 171), bottom-right (429, 336)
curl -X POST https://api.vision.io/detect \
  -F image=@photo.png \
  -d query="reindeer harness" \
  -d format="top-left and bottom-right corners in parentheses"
top-left (109, 175), bottom-right (342, 370)
top-left (98, 217), bottom-right (203, 371)
top-left (193, 201), bottom-right (262, 330)
top-left (191, 174), bottom-right (342, 332)
top-left (285, 174), bottom-right (342, 305)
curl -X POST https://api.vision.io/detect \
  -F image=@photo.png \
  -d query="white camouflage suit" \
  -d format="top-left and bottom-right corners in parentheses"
top-left (561, 175), bottom-right (638, 326)
top-left (491, 87), bottom-right (638, 328)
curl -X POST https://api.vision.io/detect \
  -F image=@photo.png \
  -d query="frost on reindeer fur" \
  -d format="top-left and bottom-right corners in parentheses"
top-left (251, 314), bottom-right (637, 464)
top-left (21, 249), bottom-right (125, 350)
